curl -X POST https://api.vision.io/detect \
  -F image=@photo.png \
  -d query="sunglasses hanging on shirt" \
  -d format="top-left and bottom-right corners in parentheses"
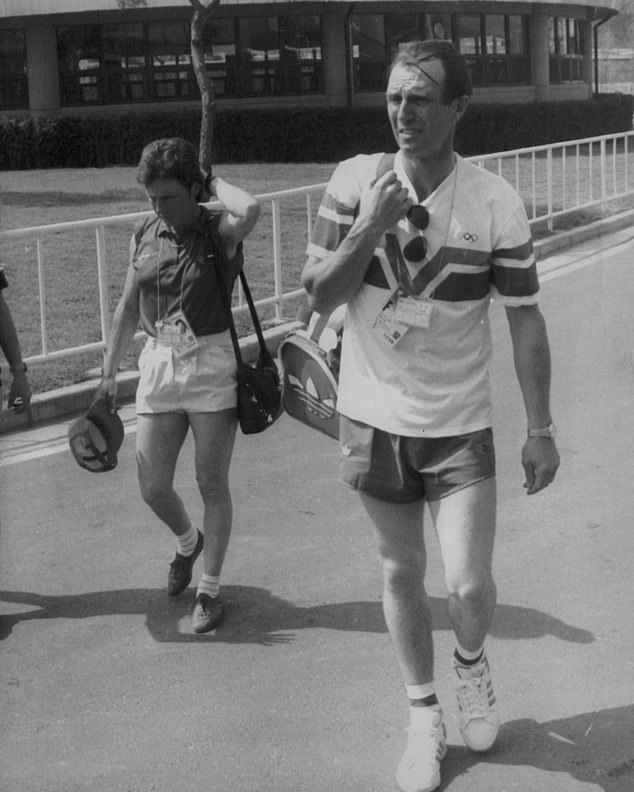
top-left (403, 204), bottom-right (430, 263)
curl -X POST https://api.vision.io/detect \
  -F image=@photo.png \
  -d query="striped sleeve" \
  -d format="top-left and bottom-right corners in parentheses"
top-left (306, 191), bottom-right (357, 260)
top-left (490, 203), bottom-right (539, 305)
top-left (306, 154), bottom-right (380, 261)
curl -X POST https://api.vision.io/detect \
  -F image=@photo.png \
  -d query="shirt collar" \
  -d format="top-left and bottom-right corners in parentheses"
top-left (394, 150), bottom-right (461, 203)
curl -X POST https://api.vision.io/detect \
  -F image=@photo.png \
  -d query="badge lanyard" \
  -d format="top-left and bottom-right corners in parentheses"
top-left (373, 165), bottom-right (459, 345)
top-left (154, 237), bottom-right (199, 356)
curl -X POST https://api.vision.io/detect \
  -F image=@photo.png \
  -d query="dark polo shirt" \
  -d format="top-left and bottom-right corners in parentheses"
top-left (132, 207), bottom-right (243, 337)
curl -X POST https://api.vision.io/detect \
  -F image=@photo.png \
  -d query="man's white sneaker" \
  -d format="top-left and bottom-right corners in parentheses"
top-left (453, 655), bottom-right (500, 752)
top-left (396, 707), bottom-right (447, 792)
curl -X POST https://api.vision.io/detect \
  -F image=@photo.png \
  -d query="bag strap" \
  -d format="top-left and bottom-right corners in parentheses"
top-left (376, 151), bottom-right (396, 179)
top-left (307, 312), bottom-right (330, 343)
top-left (207, 218), bottom-right (268, 367)
top-left (307, 152), bottom-right (396, 340)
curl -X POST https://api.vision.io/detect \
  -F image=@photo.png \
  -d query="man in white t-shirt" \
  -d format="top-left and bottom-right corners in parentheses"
top-left (302, 40), bottom-right (560, 792)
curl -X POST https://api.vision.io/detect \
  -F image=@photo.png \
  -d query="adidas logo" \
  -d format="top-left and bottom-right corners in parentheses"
top-left (287, 374), bottom-right (336, 420)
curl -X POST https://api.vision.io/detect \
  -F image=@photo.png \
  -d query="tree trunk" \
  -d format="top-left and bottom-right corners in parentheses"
top-left (189, 0), bottom-right (219, 175)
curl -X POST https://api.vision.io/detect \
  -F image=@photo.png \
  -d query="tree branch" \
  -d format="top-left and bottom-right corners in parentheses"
top-left (188, 0), bottom-right (220, 174)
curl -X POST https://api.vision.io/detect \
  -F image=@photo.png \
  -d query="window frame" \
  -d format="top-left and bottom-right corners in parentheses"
top-left (549, 16), bottom-right (586, 84)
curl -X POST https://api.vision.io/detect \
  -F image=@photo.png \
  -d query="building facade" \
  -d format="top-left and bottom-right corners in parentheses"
top-left (0, 0), bottom-right (619, 117)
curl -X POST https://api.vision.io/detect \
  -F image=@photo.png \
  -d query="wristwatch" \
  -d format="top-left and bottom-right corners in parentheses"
top-left (527, 422), bottom-right (557, 440)
top-left (10, 362), bottom-right (27, 374)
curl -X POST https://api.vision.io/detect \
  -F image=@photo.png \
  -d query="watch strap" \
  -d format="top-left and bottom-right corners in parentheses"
top-left (527, 422), bottom-right (556, 439)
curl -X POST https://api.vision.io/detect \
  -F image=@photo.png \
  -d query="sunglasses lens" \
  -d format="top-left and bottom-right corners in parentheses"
top-left (403, 236), bottom-right (427, 262)
top-left (407, 205), bottom-right (430, 230)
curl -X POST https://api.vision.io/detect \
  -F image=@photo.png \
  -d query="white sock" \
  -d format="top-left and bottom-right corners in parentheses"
top-left (406, 682), bottom-right (436, 701)
top-left (176, 524), bottom-right (198, 556)
top-left (196, 573), bottom-right (220, 599)
top-left (406, 682), bottom-right (440, 727)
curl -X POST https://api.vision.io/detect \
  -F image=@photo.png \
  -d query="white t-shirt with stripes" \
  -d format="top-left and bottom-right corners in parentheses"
top-left (307, 151), bottom-right (539, 437)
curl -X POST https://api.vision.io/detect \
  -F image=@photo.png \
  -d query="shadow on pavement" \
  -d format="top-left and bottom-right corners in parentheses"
top-left (0, 585), bottom-right (594, 646)
top-left (441, 705), bottom-right (634, 792)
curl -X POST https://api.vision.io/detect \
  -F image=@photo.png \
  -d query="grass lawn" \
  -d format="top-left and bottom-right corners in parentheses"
top-left (1, 157), bottom-right (632, 396)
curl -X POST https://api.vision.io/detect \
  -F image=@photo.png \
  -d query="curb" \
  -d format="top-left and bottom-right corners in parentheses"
top-left (2, 208), bottom-right (633, 437)
top-left (0, 321), bottom-right (303, 436)
top-left (533, 207), bottom-right (634, 261)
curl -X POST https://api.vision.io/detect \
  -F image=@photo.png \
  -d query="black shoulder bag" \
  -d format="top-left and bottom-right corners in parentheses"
top-left (208, 224), bottom-right (283, 435)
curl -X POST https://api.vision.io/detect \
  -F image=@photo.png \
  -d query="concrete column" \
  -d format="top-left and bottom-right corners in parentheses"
top-left (321, 9), bottom-right (349, 107)
top-left (26, 26), bottom-right (61, 114)
top-left (582, 18), bottom-right (594, 94)
top-left (530, 13), bottom-right (551, 102)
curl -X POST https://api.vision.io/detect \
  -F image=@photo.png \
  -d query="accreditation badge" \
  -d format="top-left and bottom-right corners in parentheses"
top-left (393, 295), bottom-right (433, 329)
top-left (370, 295), bottom-right (410, 348)
top-left (155, 310), bottom-right (199, 357)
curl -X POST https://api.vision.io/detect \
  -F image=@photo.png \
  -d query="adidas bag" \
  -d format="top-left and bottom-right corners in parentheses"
top-left (278, 314), bottom-right (340, 440)
top-left (280, 155), bottom-right (397, 440)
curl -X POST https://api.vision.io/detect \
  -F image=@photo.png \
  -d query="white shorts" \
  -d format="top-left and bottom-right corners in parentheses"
top-left (135, 333), bottom-right (237, 414)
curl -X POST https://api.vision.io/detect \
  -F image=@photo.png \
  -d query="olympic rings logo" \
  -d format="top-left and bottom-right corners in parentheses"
top-left (462, 232), bottom-right (478, 243)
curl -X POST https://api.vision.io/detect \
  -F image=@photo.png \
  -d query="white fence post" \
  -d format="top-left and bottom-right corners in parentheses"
top-left (547, 147), bottom-right (554, 233)
top-left (36, 238), bottom-right (49, 357)
top-left (271, 197), bottom-right (283, 322)
top-left (95, 225), bottom-right (111, 350)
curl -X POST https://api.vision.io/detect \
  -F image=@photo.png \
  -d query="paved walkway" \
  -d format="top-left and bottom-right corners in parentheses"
top-left (2, 227), bottom-right (634, 792)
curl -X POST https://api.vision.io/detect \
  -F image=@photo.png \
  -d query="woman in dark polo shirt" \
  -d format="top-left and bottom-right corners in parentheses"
top-left (95, 137), bottom-right (260, 633)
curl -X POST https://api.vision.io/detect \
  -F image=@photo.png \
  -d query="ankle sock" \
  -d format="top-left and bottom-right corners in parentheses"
top-left (196, 573), bottom-right (220, 599)
top-left (406, 682), bottom-right (439, 726)
top-left (454, 645), bottom-right (484, 666)
top-left (406, 682), bottom-right (437, 703)
top-left (176, 524), bottom-right (198, 556)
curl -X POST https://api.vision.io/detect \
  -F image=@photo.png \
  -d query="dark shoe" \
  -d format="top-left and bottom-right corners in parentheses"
top-left (167, 531), bottom-right (203, 597)
top-left (192, 593), bottom-right (225, 633)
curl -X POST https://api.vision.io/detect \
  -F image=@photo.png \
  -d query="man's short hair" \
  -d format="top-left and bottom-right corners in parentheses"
top-left (389, 40), bottom-right (473, 104)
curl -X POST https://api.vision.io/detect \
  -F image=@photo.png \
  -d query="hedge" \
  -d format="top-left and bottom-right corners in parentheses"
top-left (0, 93), bottom-right (632, 170)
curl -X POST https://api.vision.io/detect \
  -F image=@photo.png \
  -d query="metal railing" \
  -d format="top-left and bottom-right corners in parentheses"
top-left (1, 130), bottom-right (632, 369)
top-left (472, 131), bottom-right (633, 229)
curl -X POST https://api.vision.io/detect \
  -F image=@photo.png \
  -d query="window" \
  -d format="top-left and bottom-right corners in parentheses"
top-left (239, 17), bottom-right (280, 95)
top-left (0, 29), bottom-right (28, 110)
top-left (204, 17), bottom-right (237, 96)
top-left (458, 14), bottom-right (529, 86)
top-left (58, 17), bottom-right (322, 106)
top-left (549, 17), bottom-right (586, 83)
top-left (204, 14), bottom-right (321, 97)
top-left (507, 15), bottom-right (530, 83)
top-left (386, 14), bottom-right (422, 55)
top-left (58, 26), bottom-right (102, 104)
top-left (148, 20), bottom-right (194, 99)
top-left (278, 15), bottom-right (322, 93)
top-left (351, 12), bottom-right (529, 92)
top-left (351, 15), bottom-right (386, 92)
top-left (102, 23), bottom-right (146, 102)
top-left (457, 15), bottom-right (484, 85)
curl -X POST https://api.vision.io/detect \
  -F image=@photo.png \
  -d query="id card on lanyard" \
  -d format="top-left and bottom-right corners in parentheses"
top-left (393, 295), bottom-right (433, 329)
top-left (155, 309), bottom-right (199, 357)
top-left (154, 238), bottom-right (200, 357)
top-left (370, 295), bottom-right (411, 347)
